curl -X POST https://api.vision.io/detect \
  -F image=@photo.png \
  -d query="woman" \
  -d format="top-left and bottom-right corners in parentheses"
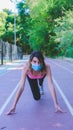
top-left (6, 51), bottom-right (64, 115)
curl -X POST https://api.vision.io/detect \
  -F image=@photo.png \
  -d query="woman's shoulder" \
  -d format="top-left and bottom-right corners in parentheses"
top-left (22, 62), bottom-right (29, 73)
top-left (45, 63), bottom-right (50, 69)
top-left (45, 63), bottom-right (51, 75)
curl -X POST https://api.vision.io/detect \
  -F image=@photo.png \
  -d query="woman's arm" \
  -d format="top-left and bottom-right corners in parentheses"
top-left (6, 64), bottom-right (28, 115)
top-left (46, 64), bottom-right (64, 113)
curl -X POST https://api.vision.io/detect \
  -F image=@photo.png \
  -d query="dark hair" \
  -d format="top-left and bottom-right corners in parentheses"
top-left (29, 51), bottom-right (46, 71)
top-left (30, 51), bottom-right (44, 62)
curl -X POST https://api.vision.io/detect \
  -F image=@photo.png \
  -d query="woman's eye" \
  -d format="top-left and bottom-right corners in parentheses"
top-left (33, 60), bottom-right (37, 63)
top-left (33, 60), bottom-right (40, 64)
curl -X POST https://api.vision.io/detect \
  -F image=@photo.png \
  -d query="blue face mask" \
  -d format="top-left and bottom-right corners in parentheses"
top-left (31, 64), bottom-right (42, 71)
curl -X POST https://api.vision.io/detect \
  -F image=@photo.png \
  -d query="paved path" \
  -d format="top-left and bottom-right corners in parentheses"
top-left (0, 58), bottom-right (73, 130)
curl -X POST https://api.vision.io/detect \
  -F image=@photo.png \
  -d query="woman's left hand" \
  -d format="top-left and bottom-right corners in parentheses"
top-left (55, 105), bottom-right (66, 113)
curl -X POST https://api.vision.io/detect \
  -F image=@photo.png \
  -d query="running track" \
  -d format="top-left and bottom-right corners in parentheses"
top-left (0, 58), bottom-right (73, 130)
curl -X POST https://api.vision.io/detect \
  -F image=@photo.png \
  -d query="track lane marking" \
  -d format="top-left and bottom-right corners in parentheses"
top-left (0, 82), bottom-right (20, 116)
top-left (53, 77), bottom-right (73, 116)
top-left (0, 76), bottom-right (73, 117)
top-left (49, 60), bottom-right (73, 74)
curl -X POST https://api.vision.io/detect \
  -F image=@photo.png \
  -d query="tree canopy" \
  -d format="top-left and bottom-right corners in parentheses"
top-left (0, 0), bottom-right (73, 57)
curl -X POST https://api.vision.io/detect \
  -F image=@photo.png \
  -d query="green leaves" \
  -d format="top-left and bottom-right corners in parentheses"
top-left (0, 0), bottom-right (73, 56)
top-left (53, 10), bottom-right (73, 57)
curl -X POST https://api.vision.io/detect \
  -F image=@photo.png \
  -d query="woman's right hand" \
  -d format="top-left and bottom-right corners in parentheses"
top-left (6, 107), bottom-right (16, 115)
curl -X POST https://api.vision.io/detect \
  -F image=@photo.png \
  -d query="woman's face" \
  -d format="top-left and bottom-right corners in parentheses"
top-left (31, 57), bottom-right (40, 65)
top-left (31, 57), bottom-right (42, 71)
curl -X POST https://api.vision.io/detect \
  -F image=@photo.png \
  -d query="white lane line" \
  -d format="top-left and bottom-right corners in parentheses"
top-left (61, 60), bottom-right (73, 67)
top-left (0, 82), bottom-right (20, 116)
top-left (53, 77), bottom-right (73, 116)
top-left (0, 75), bottom-right (73, 116)
top-left (50, 60), bottom-right (73, 74)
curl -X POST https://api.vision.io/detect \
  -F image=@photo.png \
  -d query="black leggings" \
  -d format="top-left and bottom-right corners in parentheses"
top-left (27, 75), bottom-right (46, 100)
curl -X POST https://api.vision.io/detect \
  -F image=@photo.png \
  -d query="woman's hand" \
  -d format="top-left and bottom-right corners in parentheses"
top-left (6, 107), bottom-right (16, 115)
top-left (55, 104), bottom-right (66, 113)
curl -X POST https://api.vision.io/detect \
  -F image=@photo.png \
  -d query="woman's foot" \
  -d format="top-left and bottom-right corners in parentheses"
top-left (39, 86), bottom-right (44, 95)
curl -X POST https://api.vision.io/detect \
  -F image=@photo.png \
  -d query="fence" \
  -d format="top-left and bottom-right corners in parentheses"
top-left (0, 39), bottom-right (23, 65)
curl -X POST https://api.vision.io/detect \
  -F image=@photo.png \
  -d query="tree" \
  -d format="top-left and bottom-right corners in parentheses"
top-left (0, 9), bottom-right (14, 44)
top-left (26, 0), bottom-right (49, 54)
top-left (51, 10), bottom-right (73, 57)
top-left (0, 11), bottom-right (7, 37)
top-left (16, 1), bottom-right (32, 53)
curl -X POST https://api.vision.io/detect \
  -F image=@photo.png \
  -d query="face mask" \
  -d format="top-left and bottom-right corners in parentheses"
top-left (31, 63), bottom-right (42, 71)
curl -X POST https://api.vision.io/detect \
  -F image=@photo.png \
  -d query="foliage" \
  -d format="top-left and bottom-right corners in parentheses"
top-left (0, 9), bottom-right (14, 43)
top-left (0, 11), bottom-right (7, 37)
top-left (26, 0), bottom-right (73, 56)
top-left (52, 10), bottom-right (73, 57)
top-left (0, 0), bottom-right (73, 56)
top-left (26, 0), bottom-right (49, 54)
top-left (16, 1), bottom-right (32, 53)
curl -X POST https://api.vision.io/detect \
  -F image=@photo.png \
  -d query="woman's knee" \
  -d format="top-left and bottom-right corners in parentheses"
top-left (33, 95), bottom-right (41, 100)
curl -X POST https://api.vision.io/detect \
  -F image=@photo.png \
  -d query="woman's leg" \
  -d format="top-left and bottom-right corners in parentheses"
top-left (27, 76), bottom-right (41, 100)
top-left (38, 75), bottom-right (46, 95)
top-left (39, 74), bottom-right (46, 86)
